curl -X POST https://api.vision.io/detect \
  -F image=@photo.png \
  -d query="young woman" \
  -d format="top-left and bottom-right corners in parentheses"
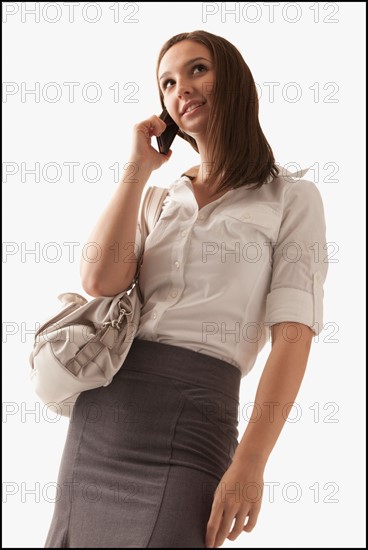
top-left (45, 30), bottom-right (328, 548)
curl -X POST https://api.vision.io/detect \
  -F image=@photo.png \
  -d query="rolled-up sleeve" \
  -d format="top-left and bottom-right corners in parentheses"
top-left (264, 178), bottom-right (328, 335)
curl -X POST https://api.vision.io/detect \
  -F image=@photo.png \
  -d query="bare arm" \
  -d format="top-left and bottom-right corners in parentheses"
top-left (80, 115), bottom-right (171, 297)
top-left (233, 321), bottom-right (314, 466)
top-left (206, 322), bottom-right (315, 547)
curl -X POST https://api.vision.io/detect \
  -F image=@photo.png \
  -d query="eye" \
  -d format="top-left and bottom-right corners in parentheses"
top-left (162, 64), bottom-right (208, 91)
top-left (163, 78), bottom-right (175, 90)
top-left (192, 64), bottom-right (207, 74)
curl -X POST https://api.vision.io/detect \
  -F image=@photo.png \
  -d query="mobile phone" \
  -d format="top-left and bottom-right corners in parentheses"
top-left (156, 108), bottom-right (179, 154)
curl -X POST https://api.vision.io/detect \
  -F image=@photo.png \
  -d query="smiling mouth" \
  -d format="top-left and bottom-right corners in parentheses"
top-left (182, 102), bottom-right (205, 116)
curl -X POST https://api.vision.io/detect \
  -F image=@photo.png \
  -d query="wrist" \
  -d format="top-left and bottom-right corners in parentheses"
top-left (121, 158), bottom-right (153, 186)
top-left (232, 446), bottom-right (269, 471)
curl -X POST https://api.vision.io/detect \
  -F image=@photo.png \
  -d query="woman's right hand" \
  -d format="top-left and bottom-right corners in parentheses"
top-left (129, 114), bottom-right (172, 172)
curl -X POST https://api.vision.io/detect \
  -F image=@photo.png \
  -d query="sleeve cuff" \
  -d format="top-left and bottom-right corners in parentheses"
top-left (264, 273), bottom-right (324, 336)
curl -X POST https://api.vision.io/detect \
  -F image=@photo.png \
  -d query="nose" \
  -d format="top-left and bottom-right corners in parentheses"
top-left (176, 77), bottom-right (194, 99)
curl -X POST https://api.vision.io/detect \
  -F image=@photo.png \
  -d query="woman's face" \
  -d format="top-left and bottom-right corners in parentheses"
top-left (158, 40), bottom-right (215, 140)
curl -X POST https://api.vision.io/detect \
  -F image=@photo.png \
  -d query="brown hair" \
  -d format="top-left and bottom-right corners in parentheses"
top-left (156, 30), bottom-right (279, 194)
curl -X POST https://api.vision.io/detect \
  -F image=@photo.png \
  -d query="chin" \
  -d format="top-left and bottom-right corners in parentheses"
top-left (181, 123), bottom-right (207, 138)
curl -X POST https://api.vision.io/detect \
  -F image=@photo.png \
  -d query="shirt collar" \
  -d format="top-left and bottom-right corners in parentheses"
top-left (169, 165), bottom-right (312, 201)
top-left (179, 164), bottom-right (311, 183)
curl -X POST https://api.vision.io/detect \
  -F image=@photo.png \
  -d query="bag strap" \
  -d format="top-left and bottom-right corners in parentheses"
top-left (132, 186), bottom-right (169, 302)
top-left (140, 185), bottom-right (170, 238)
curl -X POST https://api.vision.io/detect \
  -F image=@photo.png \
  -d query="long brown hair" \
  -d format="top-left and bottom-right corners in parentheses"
top-left (156, 30), bottom-right (279, 194)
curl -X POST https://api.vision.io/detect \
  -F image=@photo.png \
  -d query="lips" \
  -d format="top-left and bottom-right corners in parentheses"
top-left (181, 100), bottom-right (206, 116)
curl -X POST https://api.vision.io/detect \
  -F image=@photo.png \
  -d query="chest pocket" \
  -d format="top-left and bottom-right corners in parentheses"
top-left (223, 204), bottom-right (282, 242)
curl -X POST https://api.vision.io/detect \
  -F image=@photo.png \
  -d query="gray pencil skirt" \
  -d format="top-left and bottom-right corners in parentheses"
top-left (44, 338), bottom-right (241, 548)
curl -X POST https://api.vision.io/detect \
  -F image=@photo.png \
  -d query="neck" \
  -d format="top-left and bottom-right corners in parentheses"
top-left (190, 138), bottom-right (207, 184)
top-left (184, 137), bottom-right (222, 193)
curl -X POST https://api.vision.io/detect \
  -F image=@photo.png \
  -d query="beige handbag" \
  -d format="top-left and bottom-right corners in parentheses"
top-left (29, 186), bottom-right (169, 417)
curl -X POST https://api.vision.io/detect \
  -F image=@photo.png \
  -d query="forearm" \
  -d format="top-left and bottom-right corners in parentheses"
top-left (233, 323), bottom-right (313, 469)
top-left (80, 159), bottom-right (152, 297)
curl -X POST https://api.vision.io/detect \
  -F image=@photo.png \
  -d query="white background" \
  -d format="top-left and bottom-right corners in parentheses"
top-left (2, 2), bottom-right (366, 548)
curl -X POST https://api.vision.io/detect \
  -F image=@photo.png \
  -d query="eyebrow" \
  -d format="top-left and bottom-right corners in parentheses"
top-left (159, 57), bottom-right (211, 81)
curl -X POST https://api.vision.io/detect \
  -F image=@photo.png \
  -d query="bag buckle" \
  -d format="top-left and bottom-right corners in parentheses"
top-left (113, 306), bottom-right (127, 330)
top-left (103, 303), bottom-right (127, 331)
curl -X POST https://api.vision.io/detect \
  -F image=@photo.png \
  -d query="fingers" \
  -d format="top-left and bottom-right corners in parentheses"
top-left (242, 508), bottom-right (260, 533)
top-left (205, 499), bottom-right (224, 548)
top-left (133, 115), bottom-right (166, 138)
top-left (210, 508), bottom-right (258, 547)
top-left (207, 502), bottom-right (261, 547)
top-left (211, 509), bottom-right (240, 547)
top-left (227, 511), bottom-right (249, 540)
top-left (129, 113), bottom-right (173, 170)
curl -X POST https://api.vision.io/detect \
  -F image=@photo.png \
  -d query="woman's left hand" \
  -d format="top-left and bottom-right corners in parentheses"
top-left (205, 458), bottom-right (264, 548)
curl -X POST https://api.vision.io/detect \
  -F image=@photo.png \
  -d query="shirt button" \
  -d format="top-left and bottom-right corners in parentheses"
top-left (153, 312), bottom-right (157, 319)
top-left (174, 260), bottom-right (180, 269)
top-left (198, 213), bottom-right (204, 220)
top-left (243, 213), bottom-right (251, 220)
top-left (170, 290), bottom-right (178, 298)
top-left (181, 230), bottom-right (187, 237)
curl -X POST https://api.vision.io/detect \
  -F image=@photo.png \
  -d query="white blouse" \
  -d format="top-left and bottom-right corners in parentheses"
top-left (135, 166), bottom-right (328, 378)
